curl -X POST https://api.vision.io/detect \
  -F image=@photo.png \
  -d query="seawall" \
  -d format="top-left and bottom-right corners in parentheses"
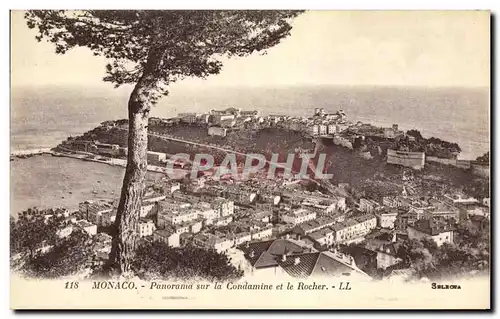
top-left (11, 148), bottom-right (53, 156)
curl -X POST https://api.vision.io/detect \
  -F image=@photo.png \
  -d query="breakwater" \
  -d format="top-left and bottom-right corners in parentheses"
top-left (10, 148), bottom-right (53, 157)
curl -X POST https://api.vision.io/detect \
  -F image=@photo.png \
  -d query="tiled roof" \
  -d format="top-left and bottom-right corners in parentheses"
top-left (267, 239), bottom-right (305, 256)
top-left (311, 252), bottom-right (355, 277)
top-left (238, 238), bottom-right (308, 268)
top-left (154, 229), bottom-right (174, 237)
top-left (331, 223), bottom-right (347, 231)
top-left (239, 240), bottom-right (274, 266)
top-left (277, 252), bottom-right (319, 278)
top-left (254, 251), bottom-right (279, 269)
top-left (355, 214), bottom-right (376, 223)
top-left (411, 219), bottom-right (453, 236)
top-left (275, 251), bottom-right (362, 279)
top-left (344, 219), bottom-right (358, 227)
top-left (309, 227), bottom-right (334, 240)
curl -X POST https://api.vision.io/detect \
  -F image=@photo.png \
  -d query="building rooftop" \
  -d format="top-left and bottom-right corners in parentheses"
top-left (355, 214), bottom-right (376, 223)
top-left (75, 220), bottom-right (95, 228)
top-left (154, 229), bottom-right (175, 237)
top-left (309, 227), bottom-right (334, 240)
top-left (276, 250), bottom-right (365, 279)
top-left (238, 238), bottom-right (310, 268)
top-left (410, 219), bottom-right (454, 236)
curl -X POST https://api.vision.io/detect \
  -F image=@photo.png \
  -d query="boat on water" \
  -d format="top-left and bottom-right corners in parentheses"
top-left (51, 152), bottom-right (65, 157)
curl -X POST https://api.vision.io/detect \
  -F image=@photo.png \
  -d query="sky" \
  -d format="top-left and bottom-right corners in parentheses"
top-left (10, 10), bottom-right (490, 89)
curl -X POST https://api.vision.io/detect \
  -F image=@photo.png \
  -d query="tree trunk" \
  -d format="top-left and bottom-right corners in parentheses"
top-left (110, 84), bottom-right (150, 275)
top-left (108, 47), bottom-right (165, 276)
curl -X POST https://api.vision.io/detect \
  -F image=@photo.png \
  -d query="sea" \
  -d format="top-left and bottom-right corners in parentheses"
top-left (10, 85), bottom-right (490, 214)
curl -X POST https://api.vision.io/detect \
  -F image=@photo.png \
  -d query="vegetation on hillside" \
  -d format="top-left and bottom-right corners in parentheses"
top-left (10, 207), bottom-right (243, 281)
top-left (132, 241), bottom-right (243, 282)
top-left (476, 152), bottom-right (489, 163)
top-left (395, 219), bottom-right (490, 280)
top-left (393, 130), bottom-right (462, 159)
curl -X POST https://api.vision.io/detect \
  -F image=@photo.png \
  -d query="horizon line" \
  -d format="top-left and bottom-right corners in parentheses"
top-left (11, 83), bottom-right (490, 90)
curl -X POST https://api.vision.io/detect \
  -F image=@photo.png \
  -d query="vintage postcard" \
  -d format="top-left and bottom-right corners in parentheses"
top-left (10, 10), bottom-right (490, 309)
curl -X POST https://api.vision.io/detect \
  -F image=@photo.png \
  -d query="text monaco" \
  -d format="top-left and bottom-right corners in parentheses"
top-left (92, 281), bottom-right (138, 290)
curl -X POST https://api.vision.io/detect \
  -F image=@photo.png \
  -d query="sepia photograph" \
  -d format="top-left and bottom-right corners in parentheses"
top-left (9, 9), bottom-right (491, 310)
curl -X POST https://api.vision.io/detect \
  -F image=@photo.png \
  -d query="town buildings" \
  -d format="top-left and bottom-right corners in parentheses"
top-left (281, 209), bottom-right (317, 225)
top-left (47, 108), bottom-right (490, 283)
top-left (238, 238), bottom-right (370, 279)
top-left (331, 215), bottom-right (377, 244)
top-left (137, 218), bottom-right (156, 238)
top-left (359, 198), bottom-right (381, 213)
top-left (193, 233), bottom-right (234, 253)
top-left (74, 220), bottom-right (97, 236)
top-left (208, 126), bottom-right (228, 137)
top-left (79, 201), bottom-right (115, 227)
top-left (153, 229), bottom-right (180, 247)
top-left (376, 209), bottom-right (399, 229)
top-left (407, 219), bottom-right (454, 247)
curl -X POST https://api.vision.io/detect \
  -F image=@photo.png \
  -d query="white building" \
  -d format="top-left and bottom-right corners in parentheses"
top-left (319, 124), bottom-right (328, 135)
top-left (172, 223), bottom-right (190, 235)
top-left (331, 215), bottom-right (377, 243)
top-left (137, 219), bottom-right (156, 237)
top-left (80, 201), bottom-right (114, 227)
top-left (211, 114), bottom-right (235, 126)
top-left (214, 215), bottom-right (233, 226)
top-left (178, 112), bottom-right (200, 124)
top-left (359, 198), bottom-right (380, 213)
top-left (309, 227), bottom-right (335, 246)
top-left (281, 209), bottom-right (317, 225)
top-left (74, 220), bottom-right (97, 236)
top-left (377, 211), bottom-right (399, 229)
top-left (187, 220), bottom-right (203, 234)
top-left (309, 124), bottom-right (319, 136)
top-left (57, 225), bottom-right (74, 238)
top-left (147, 151), bottom-right (167, 163)
top-left (153, 229), bottom-right (180, 247)
top-left (208, 126), bottom-right (228, 137)
top-left (157, 207), bottom-right (199, 227)
top-left (193, 233), bottom-right (234, 253)
top-left (140, 202), bottom-right (156, 218)
top-left (212, 198), bottom-right (234, 217)
top-left (327, 124), bottom-right (337, 135)
top-left (234, 232), bottom-right (252, 246)
top-left (407, 219), bottom-right (454, 247)
top-left (251, 226), bottom-right (273, 240)
top-left (483, 198), bottom-right (490, 207)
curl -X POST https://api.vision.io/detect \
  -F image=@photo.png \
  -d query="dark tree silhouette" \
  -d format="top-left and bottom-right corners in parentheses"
top-left (476, 152), bottom-right (489, 163)
top-left (25, 10), bottom-right (303, 275)
top-left (132, 241), bottom-right (243, 281)
top-left (24, 230), bottom-right (94, 278)
top-left (10, 208), bottom-right (65, 261)
top-left (406, 129), bottom-right (423, 140)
